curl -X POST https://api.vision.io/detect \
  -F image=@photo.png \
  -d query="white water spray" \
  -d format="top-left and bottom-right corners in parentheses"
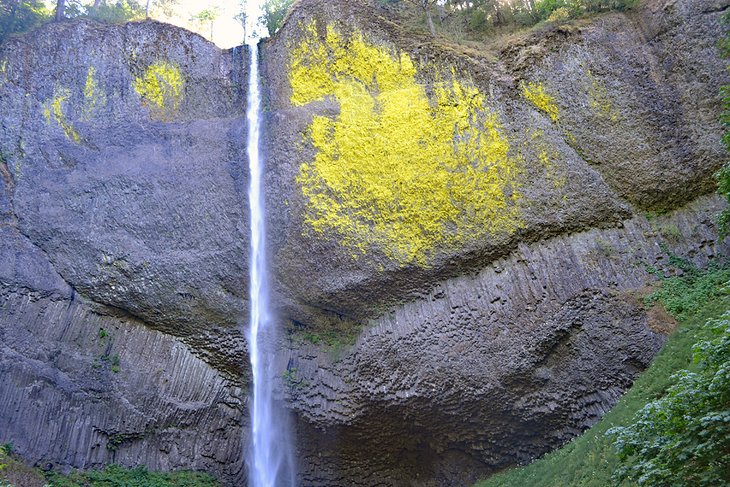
top-left (245, 35), bottom-right (296, 487)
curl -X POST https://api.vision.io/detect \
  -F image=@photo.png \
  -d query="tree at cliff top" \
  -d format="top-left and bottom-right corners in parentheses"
top-left (190, 6), bottom-right (219, 41)
top-left (404, 0), bottom-right (442, 36)
top-left (86, 1), bottom-right (146, 22)
top-left (0, 0), bottom-right (49, 41)
top-left (385, 0), bottom-right (638, 39)
top-left (260, 0), bottom-right (293, 36)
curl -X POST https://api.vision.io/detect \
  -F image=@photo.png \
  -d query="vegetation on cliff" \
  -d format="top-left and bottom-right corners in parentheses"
top-left (0, 448), bottom-right (220, 487)
top-left (476, 263), bottom-right (730, 487)
top-left (379, 0), bottom-right (638, 40)
top-left (290, 21), bottom-right (523, 266)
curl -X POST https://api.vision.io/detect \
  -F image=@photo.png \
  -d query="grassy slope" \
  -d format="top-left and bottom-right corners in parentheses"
top-left (476, 267), bottom-right (730, 487)
top-left (0, 454), bottom-right (219, 487)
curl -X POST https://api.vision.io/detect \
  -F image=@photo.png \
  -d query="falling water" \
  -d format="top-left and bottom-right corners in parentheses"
top-left (245, 39), bottom-right (296, 487)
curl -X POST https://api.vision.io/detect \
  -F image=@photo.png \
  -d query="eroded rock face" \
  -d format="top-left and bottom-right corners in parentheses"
top-left (263, 0), bottom-right (728, 323)
top-left (0, 20), bottom-right (250, 351)
top-left (0, 0), bottom-right (729, 486)
top-left (0, 19), bottom-right (250, 485)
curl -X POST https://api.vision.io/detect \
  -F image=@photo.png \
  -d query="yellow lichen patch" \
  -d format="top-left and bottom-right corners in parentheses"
top-left (42, 88), bottom-right (80, 143)
top-left (586, 69), bottom-right (619, 122)
top-left (528, 129), bottom-right (567, 190)
top-left (0, 59), bottom-right (7, 86)
top-left (83, 66), bottom-right (105, 119)
top-left (133, 61), bottom-right (183, 119)
top-left (290, 22), bottom-right (523, 266)
top-left (521, 81), bottom-right (559, 122)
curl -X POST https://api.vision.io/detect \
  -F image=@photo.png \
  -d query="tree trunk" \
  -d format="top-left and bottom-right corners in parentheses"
top-left (55, 0), bottom-right (65, 21)
top-left (423, 1), bottom-right (436, 36)
top-left (146, 0), bottom-right (151, 18)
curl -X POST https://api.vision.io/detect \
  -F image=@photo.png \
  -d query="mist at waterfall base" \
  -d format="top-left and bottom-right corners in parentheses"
top-left (244, 4), bottom-right (297, 486)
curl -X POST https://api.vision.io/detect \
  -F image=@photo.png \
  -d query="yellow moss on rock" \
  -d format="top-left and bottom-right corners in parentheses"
top-left (83, 66), bottom-right (106, 119)
top-left (290, 22), bottom-right (523, 266)
top-left (586, 69), bottom-right (619, 122)
top-left (42, 87), bottom-right (80, 143)
top-left (521, 81), bottom-right (559, 122)
top-left (133, 61), bottom-right (183, 119)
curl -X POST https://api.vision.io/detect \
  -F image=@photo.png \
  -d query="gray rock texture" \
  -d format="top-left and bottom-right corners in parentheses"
top-left (0, 0), bottom-right (729, 485)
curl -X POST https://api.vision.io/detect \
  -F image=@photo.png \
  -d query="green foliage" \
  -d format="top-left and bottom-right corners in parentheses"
top-left (46, 464), bottom-right (219, 487)
top-left (260, 0), bottom-right (293, 36)
top-left (407, 0), bottom-right (638, 39)
top-left (607, 313), bottom-right (730, 485)
top-left (475, 264), bottom-right (730, 487)
top-left (0, 444), bottom-right (12, 456)
top-left (86, 1), bottom-right (145, 23)
top-left (644, 264), bottom-right (730, 321)
top-left (718, 162), bottom-right (730, 238)
top-left (0, 0), bottom-right (50, 43)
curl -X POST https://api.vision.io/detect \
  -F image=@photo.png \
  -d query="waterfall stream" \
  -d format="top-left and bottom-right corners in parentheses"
top-left (245, 39), bottom-right (295, 487)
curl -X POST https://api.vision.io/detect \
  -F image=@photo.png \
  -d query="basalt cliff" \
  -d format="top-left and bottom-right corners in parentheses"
top-left (0, 0), bottom-right (728, 485)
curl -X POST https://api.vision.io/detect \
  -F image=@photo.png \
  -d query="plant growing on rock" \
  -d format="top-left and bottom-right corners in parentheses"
top-left (607, 312), bottom-right (730, 486)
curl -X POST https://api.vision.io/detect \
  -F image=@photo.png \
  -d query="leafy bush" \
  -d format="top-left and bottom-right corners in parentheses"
top-left (717, 162), bottom-right (730, 238)
top-left (0, 0), bottom-right (50, 43)
top-left (644, 264), bottom-right (730, 321)
top-left (86, 1), bottom-right (145, 24)
top-left (260, 0), bottom-right (294, 36)
top-left (607, 313), bottom-right (730, 485)
top-left (46, 464), bottom-right (219, 487)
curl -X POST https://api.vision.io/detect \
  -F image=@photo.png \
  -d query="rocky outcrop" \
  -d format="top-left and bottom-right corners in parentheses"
top-left (0, 19), bottom-right (250, 485)
top-left (283, 195), bottom-right (725, 486)
top-left (0, 0), bottom-right (728, 486)
top-left (263, 0), bottom-right (728, 323)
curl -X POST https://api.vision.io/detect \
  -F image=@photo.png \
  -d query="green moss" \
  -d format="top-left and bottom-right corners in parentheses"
top-left (290, 22), bottom-right (523, 267)
top-left (42, 87), bottom-right (81, 143)
top-left (521, 81), bottom-right (559, 122)
top-left (133, 62), bottom-right (183, 119)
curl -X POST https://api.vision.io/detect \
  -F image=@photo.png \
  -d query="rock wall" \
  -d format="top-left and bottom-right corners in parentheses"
top-left (0, 0), bottom-right (728, 486)
top-left (283, 195), bottom-right (726, 486)
top-left (0, 19), bottom-right (251, 485)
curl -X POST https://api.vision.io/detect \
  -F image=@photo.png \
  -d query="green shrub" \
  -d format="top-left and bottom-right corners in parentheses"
top-left (644, 264), bottom-right (730, 321)
top-left (475, 264), bottom-right (730, 487)
top-left (46, 464), bottom-right (219, 487)
top-left (260, 0), bottom-right (294, 36)
top-left (607, 313), bottom-right (730, 485)
top-left (0, 1), bottom-right (50, 43)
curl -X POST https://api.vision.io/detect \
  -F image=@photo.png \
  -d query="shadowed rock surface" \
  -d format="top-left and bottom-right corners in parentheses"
top-left (0, 0), bottom-right (729, 485)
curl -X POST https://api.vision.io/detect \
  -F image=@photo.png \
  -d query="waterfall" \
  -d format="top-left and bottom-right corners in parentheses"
top-left (245, 39), bottom-right (296, 487)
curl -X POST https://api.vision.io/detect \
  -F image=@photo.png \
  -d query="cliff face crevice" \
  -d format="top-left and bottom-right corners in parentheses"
top-left (0, 0), bottom-right (728, 485)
